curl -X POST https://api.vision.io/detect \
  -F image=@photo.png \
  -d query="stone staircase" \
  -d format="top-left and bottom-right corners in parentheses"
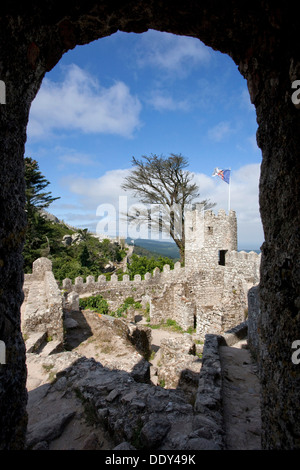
top-left (25, 331), bottom-right (64, 357)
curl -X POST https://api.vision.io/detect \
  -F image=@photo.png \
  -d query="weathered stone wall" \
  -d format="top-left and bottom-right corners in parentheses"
top-left (150, 282), bottom-right (196, 330)
top-left (22, 258), bottom-right (64, 342)
top-left (194, 334), bottom-right (225, 448)
top-left (185, 208), bottom-right (238, 271)
top-left (226, 251), bottom-right (261, 284)
top-left (247, 285), bottom-right (260, 361)
top-left (62, 261), bottom-right (183, 295)
top-left (62, 243), bottom-right (258, 335)
top-left (158, 334), bottom-right (201, 402)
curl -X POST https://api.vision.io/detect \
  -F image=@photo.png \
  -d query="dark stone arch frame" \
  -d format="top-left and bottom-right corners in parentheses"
top-left (0, 1), bottom-right (299, 449)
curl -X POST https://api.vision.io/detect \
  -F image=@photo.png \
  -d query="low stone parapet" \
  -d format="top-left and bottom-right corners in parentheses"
top-left (223, 321), bottom-right (248, 346)
top-left (247, 285), bottom-right (260, 360)
top-left (61, 262), bottom-right (184, 296)
top-left (194, 334), bottom-right (226, 448)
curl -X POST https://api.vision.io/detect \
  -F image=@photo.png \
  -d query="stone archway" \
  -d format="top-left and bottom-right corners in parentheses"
top-left (0, 2), bottom-right (299, 449)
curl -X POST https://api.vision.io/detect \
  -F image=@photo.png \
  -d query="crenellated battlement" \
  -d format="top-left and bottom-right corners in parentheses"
top-left (62, 261), bottom-right (185, 295)
top-left (203, 208), bottom-right (237, 220)
top-left (226, 250), bottom-right (261, 261)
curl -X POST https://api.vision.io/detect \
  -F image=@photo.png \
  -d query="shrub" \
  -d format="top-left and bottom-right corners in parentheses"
top-left (79, 294), bottom-right (109, 315)
top-left (110, 297), bottom-right (142, 318)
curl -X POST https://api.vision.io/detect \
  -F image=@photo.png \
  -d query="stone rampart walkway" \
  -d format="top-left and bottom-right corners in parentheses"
top-left (219, 340), bottom-right (261, 450)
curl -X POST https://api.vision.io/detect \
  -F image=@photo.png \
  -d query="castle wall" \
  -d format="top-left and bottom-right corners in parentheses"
top-left (226, 250), bottom-right (261, 284)
top-left (185, 207), bottom-right (238, 271)
top-left (150, 282), bottom-right (196, 330)
top-left (22, 258), bottom-right (64, 342)
top-left (59, 207), bottom-right (260, 337)
top-left (195, 267), bottom-right (249, 340)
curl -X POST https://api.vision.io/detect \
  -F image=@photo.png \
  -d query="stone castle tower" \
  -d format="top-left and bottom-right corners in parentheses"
top-left (184, 204), bottom-right (238, 271)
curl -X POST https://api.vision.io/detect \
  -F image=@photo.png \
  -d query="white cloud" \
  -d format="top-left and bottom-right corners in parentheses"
top-left (58, 163), bottom-right (264, 248)
top-left (146, 90), bottom-right (191, 112)
top-left (55, 148), bottom-right (100, 169)
top-left (61, 168), bottom-right (149, 236)
top-left (136, 30), bottom-right (211, 76)
top-left (207, 121), bottom-right (234, 142)
top-left (61, 168), bottom-right (138, 217)
top-left (27, 64), bottom-right (142, 139)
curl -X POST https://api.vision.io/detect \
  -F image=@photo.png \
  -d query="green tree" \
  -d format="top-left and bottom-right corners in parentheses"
top-left (127, 253), bottom-right (174, 279)
top-left (121, 153), bottom-right (215, 263)
top-left (80, 244), bottom-right (91, 267)
top-left (25, 157), bottom-right (60, 216)
top-left (23, 158), bottom-right (60, 269)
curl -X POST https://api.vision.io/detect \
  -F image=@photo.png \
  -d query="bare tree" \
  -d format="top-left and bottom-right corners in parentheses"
top-left (121, 153), bottom-right (215, 263)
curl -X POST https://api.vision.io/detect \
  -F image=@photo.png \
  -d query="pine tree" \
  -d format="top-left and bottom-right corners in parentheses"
top-left (25, 157), bottom-right (59, 217)
top-left (80, 244), bottom-right (91, 267)
top-left (23, 157), bottom-right (60, 269)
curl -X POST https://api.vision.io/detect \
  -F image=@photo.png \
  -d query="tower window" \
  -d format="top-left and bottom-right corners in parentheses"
top-left (218, 250), bottom-right (227, 266)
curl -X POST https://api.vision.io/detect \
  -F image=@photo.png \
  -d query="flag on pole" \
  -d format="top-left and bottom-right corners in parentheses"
top-left (212, 167), bottom-right (231, 184)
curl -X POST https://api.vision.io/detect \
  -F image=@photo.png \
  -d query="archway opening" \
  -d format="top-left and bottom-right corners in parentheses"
top-left (25, 29), bottom-right (263, 274)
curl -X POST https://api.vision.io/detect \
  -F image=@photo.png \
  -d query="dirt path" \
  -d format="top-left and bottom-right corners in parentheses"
top-left (219, 340), bottom-right (261, 450)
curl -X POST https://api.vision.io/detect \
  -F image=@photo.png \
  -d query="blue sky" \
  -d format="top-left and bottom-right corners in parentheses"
top-left (25, 30), bottom-right (264, 250)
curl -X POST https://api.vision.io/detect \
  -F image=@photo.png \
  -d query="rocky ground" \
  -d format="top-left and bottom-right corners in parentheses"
top-left (25, 308), bottom-right (261, 450)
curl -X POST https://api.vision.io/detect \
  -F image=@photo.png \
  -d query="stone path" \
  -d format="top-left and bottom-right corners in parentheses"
top-left (219, 340), bottom-right (261, 450)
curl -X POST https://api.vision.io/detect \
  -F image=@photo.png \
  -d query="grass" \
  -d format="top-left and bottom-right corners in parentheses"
top-left (194, 339), bottom-right (204, 345)
top-left (149, 350), bottom-right (156, 361)
top-left (159, 378), bottom-right (166, 388)
top-left (100, 345), bottom-right (114, 354)
top-left (147, 318), bottom-right (195, 334)
top-left (42, 363), bottom-right (57, 383)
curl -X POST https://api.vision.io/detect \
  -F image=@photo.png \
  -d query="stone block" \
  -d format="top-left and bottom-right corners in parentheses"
top-left (25, 331), bottom-right (47, 353)
top-left (32, 257), bottom-right (52, 280)
top-left (40, 340), bottom-right (64, 357)
top-left (67, 291), bottom-right (79, 311)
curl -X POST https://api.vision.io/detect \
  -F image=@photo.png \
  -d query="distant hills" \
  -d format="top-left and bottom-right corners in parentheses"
top-left (126, 238), bottom-right (180, 260)
top-left (126, 238), bottom-right (260, 260)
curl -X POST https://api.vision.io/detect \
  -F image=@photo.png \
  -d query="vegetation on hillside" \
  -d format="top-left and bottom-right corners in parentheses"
top-left (23, 157), bottom-right (176, 283)
top-left (125, 253), bottom-right (175, 280)
top-left (23, 217), bottom-right (127, 282)
top-left (131, 239), bottom-right (180, 260)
